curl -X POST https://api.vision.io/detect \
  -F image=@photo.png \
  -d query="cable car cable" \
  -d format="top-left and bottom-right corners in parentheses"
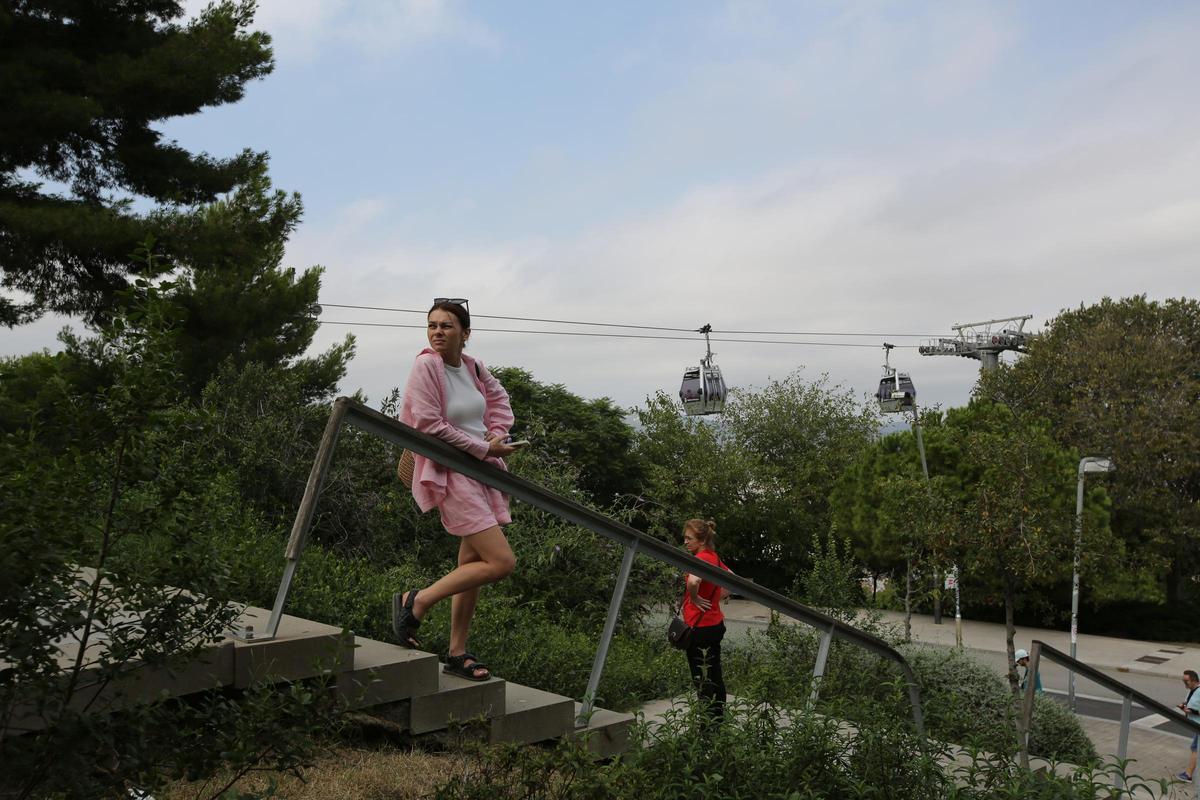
top-left (318, 320), bottom-right (917, 348)
top-left (319, 303), bottom-right (696, 333)
top-left (317, 301), bottom-right (938, 338)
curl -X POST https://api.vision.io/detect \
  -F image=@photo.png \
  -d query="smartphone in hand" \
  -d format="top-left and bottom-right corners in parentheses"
top-left (505, 436), bottom-right (531, 448)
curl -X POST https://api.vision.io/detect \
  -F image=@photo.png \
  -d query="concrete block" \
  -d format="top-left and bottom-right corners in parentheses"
top-left (409, 667), bottom-right (505, 734)
top-left (4, 640), bottom-right (236, 736)
top-left (569, 703), bottom-right (635, 759)
top-left (335, 637), bottom-right (439, 709)
top-left (489, 683), bottom-right (574, 745)
top-left (229, 606), bottom-right (354, 689)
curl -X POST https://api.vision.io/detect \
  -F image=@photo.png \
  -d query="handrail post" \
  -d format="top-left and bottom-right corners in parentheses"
top-left (809, 623), bottom-right (836, 709)
top-left (1018, 641), bottom-right (1040, 769)
top-left (577, 540), bottom-right (638, 727)
top-left (1115, 694), bottom-right (1132, 789)
top-left (254, 399), bottom-right (349, 641)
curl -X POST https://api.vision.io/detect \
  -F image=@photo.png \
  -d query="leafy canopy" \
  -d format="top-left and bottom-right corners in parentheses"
top-left (0, 0), bottom-right (275, 324)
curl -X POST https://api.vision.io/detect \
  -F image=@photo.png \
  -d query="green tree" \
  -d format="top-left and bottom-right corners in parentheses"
top-left (491, 366), bottom-right (644, 504)
top-left (164, 173), bottom-right (352, 399)
top-left (873, 473), bottom-right (964, 640)
top-left (634, 370), bottom-right (879, 589)
top-left (0, 0), bottom-right (274, 325)
top-left (951, 403), bottom-right (1114, 693)
top-left (980, 295), bottom-right (1200, 604)
top-left (830, 413), bottom-right (965, 623)
top-left (0, 285), bottom-right (339, 798)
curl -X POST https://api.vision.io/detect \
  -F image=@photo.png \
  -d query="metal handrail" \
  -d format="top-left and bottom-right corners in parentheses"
top-left (1020, 640), bottom-right (1200, 786)
top-left (264, 397), bottom-right (925, 738)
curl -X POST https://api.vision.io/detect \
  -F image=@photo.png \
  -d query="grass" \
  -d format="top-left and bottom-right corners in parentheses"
top-left (161, 742), bottom-right (461, 800)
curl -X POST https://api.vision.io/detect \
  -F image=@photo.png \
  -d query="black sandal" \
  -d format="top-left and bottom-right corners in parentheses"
top-left (391, 590), bottom-right (422, 648)
top-left (444, 652), bottom-right (490, 682)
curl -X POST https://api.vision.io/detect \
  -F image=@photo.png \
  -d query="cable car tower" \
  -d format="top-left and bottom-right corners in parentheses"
top-left (918, 315), bottom-right (1035, 371)
top-left (679, 324), bottom-right (727, 416)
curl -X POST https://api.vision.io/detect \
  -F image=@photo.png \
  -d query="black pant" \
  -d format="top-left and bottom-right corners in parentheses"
top-left (685, 622), bottom-right (726, 722)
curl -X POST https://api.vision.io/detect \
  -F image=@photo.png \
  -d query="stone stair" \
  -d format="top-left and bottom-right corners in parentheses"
top-left (9, 604), bottom-right (633, 758)
top-left (245, 604), bottom-right (633, 755)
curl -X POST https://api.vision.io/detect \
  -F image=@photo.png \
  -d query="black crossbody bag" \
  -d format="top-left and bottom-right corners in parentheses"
top-left (667, 556), bottom-right (729, 649)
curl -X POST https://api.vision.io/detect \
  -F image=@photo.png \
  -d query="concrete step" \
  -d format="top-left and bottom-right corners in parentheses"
top-left (230, 606), bottom-right (355, 688)
top-left (335, 637), bottom-right (439, 709)
top-left (5, 640), bottom-right (237, 735)
top-left (570, 703), bottom-right (636, 759)
top-left (409, 666), bottom-right (507, 734)
top-left (489, 683), bottom-right (575, 745)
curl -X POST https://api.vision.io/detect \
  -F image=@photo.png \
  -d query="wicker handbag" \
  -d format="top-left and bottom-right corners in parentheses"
top-left (397, 449), bottom-right (415, 488)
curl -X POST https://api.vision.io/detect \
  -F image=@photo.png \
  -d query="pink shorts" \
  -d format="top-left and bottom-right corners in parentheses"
top-left (437, 471), bottom-right (511, 536)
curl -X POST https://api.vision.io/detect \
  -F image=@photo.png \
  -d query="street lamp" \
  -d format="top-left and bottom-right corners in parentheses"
top-left (1069, 456), bottom-right (1115, 711)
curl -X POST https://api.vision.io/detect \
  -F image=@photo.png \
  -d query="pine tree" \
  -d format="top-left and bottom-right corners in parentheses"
top-left (0, 0), bottom-right (274, 325)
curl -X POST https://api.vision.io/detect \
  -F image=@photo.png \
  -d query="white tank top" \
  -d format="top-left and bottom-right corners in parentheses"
top-left (443, 362), bottom-right (487, 442)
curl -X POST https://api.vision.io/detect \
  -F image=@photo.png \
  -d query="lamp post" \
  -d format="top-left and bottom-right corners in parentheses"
top-left (1069, 456), bottom-right (1115, 711)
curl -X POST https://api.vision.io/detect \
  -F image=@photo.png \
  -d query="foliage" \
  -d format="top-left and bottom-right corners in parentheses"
top-left (433, 693), bottom-right (1129, 800)
top-left (898, 645), bottom-right (1097, 765)
top-left (633, 370), bottom-right (879, 590)
top-left (491, 366), bottom-right (644, 504)
top-left (163, 171), bottom-right (354, 399)
top-left (0, 0), bottom-right (275, 325)
top-left (436, 696), bottom-right (946, 800)
top-left (830, 400), bottom-right (1114, 654)
top-left (0, 286), bottom-right (339, 799)
top-left (951, 402), bottom-right (1114, 689)
top-left (980, 295), bottom-right (1200, 604)
top-left (797, 531), bottom-right (863, 616)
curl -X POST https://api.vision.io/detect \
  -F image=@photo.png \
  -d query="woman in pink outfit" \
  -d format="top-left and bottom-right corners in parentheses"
top-left (393, 298), bottom-right (522, 681)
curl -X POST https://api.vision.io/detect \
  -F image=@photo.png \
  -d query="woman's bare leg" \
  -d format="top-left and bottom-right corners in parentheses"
top-left (449, 538), bottom-right (482, 654)
top-left (408, 526), bottom-right (514, 635)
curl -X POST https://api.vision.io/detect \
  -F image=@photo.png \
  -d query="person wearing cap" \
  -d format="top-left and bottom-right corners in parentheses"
top-left (1015, 648), bottom-right (1043, 694)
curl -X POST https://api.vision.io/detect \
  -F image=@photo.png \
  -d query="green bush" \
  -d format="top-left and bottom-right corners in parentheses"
top-left (435, 696), bottom-right (947, 800)
top-left (899, 644), bottom-right (1017, 752)
top-left (1028, 693), bottom-right (1099, 765)
top-left (899, 644), bottom-right (1098, 765)
top-left (433, 695), bottom-right (1155, 800)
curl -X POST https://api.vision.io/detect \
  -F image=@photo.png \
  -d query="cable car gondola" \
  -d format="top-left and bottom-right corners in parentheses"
top-left (876, 343), bottom-right (916, 414)
top-left (679, 324), bottom-right (727, 416)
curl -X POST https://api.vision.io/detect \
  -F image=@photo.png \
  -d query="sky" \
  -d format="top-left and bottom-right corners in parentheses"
top-left (6, 0), bottom-right (1199, 418)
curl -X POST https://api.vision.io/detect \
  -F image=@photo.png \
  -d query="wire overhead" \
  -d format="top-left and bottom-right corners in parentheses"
top-left (318, 301), bottom-right (940, 340)
top-left (319, 319), bottom-right (907, 348)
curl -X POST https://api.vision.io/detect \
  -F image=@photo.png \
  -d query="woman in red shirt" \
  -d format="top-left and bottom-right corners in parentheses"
top-left (681, 518), bottom-right (731, 723)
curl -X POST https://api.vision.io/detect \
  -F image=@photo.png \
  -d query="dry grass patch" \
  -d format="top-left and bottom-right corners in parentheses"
top-left (162, 744), bottom-right (462, 800)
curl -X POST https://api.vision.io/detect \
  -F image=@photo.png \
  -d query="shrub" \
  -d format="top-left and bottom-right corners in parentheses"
top-left (433, 695), bottom-right (1151, 800)
top-left (1028, 693), bottom-right (1098, 765)
top-left (899, 644), bottom-right (1098, 766)
top-left (435, 696), bottom-right (948, 800)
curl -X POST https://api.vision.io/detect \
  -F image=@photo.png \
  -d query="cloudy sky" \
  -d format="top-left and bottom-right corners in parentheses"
top-left (7, 0), bottom-right (1199, 416)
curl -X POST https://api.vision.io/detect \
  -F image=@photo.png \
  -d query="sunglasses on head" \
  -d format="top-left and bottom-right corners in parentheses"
top-left (434, 297), bottom-right (469, 311)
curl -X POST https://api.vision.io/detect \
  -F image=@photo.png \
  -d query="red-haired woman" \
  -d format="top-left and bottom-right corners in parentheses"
top-left (681, 518), bottom-right (731, 722)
